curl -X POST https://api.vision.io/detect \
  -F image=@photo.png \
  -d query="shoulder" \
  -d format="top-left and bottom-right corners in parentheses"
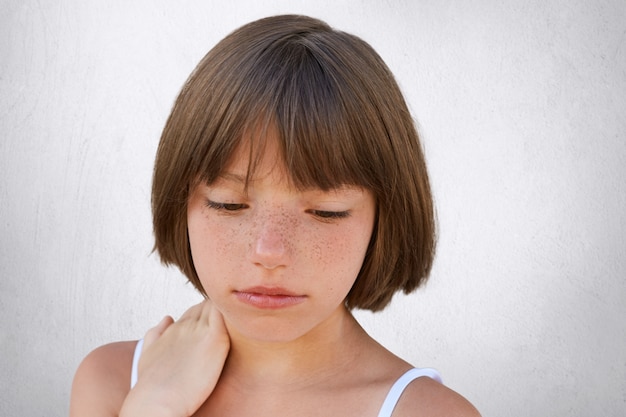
top-left (351, 332), bottom-right (480, 416)
top-left (392, 375), bottom-right (481, 417)
top-left (69, 340), bottom-right (138, 417)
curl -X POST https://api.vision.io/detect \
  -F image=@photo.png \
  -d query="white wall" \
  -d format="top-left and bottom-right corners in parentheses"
top-left (1, 1), bottom-right (625, 415)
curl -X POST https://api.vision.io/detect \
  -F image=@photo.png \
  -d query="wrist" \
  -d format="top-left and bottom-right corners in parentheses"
top-left (120, 385), bottom-right (188, 417)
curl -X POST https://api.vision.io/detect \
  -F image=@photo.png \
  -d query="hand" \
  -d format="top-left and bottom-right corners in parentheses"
top-left (120, 300), bottom-right (230, 417)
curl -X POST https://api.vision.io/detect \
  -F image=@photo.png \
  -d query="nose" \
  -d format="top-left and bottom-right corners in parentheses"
top-left (248, 215), bottom-right (290, 270)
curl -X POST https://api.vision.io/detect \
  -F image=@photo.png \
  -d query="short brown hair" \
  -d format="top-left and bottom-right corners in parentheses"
top-left (152, 15), bottom-right (435, 311)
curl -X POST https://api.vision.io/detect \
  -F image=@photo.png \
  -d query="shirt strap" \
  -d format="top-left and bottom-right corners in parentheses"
top-left (130, 338), bottom-right (144, 389)
top-left (377, 367), bottom-right (442, 417)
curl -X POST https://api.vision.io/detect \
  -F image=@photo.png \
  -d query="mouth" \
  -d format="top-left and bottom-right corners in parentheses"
top-left (234, 286), bottom-right (307, 309)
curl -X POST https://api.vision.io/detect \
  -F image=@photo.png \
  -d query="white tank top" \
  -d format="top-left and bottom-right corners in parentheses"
top-left (130, 339), bottom-right (442, 417)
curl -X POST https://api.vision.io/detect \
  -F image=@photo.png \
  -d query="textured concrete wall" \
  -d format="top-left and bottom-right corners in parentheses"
top-left (1, 1), bottom-right (625, 415)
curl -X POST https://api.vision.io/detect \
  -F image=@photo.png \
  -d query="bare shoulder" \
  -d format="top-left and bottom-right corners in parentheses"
top-left (393, 376), bottom-right (481, 417)
top-left (69, 340), bottom-right (138, 417)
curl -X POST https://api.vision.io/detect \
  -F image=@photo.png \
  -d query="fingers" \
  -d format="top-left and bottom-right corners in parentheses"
top-left (179, 299), bottom-right (221, 327)
top-left (141, 299), bottom-right (229, 357)
top-left (142, 315), bottom-right (174, 352)
top-left (178, 300), bottom-right (208, 321)
top-left (208, 303), bottom-right (227, 336)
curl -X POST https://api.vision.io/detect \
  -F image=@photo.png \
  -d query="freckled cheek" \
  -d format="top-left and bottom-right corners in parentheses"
top-left (188, 216), bottom-right (243, 276)
top-left (303, 238), bottom-right (364, 303)
top-left (211, 221), bottom-right (248, 258)
top-left (308, 228), bottom-right (371, 279)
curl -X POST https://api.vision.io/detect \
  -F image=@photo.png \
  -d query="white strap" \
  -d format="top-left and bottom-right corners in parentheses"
top-left (130, 339), bottom-right (144, 389)
top-left (377, 368), bottom-right (442, 417)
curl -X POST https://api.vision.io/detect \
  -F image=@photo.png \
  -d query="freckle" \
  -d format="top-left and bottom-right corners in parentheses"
top-left (311, 244), bottom-right (322, 260)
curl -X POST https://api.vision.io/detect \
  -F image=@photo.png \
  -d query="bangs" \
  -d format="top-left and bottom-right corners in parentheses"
top-left (271, 38), bottom-right (375, 191)
top-left (192, 28), bottom-right (384, 193)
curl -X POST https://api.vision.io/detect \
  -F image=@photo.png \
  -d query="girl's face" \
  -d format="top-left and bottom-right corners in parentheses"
top-left (186, 135), bottom-right (376, 343)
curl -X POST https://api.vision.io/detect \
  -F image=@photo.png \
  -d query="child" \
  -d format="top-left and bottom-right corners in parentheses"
top-left (70, 14), bottom-right (480, 417)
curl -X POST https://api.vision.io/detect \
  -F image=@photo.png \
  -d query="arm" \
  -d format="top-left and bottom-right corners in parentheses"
top-left (70, 341), bottom-right (136, 417)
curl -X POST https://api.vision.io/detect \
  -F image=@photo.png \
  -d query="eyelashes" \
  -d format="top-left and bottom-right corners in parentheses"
top-left (306, 209), bottom-right (351, 220)
top-left (205, 200), bottom-right (350, 220)
top-left (205, 200), bottom-right (248, 212)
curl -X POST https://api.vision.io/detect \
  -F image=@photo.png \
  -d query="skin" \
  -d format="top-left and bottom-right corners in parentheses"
top-left (70, 135), bottom-right (481, 417)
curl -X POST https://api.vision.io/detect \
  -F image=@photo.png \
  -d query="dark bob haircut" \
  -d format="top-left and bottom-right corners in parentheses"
top-left (152, 15), bottom-right (436, 311)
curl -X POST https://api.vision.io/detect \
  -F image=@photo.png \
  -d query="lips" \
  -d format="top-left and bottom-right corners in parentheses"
top-left (234, 286), bottom-right (306, 309)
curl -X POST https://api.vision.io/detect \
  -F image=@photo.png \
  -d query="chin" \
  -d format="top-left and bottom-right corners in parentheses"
top-left (224, 313), bottom-right (322, 344)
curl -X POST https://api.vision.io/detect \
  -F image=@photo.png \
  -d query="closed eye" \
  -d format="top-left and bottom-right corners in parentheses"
top-left (307, 209), bottom-right (351, 220)
top-left (206, 200), bottom-right (248, 212)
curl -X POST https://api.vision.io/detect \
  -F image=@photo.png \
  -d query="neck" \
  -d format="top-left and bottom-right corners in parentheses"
top-left (221, 306), bottom-right (367, 389)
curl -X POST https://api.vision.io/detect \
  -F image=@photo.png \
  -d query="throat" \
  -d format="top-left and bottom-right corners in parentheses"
top-left (221, 308), bottom-right (368, 389)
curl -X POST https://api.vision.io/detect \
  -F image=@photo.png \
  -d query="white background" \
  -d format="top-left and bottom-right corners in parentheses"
top-left (1, 1), bottom-right (625, 416)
